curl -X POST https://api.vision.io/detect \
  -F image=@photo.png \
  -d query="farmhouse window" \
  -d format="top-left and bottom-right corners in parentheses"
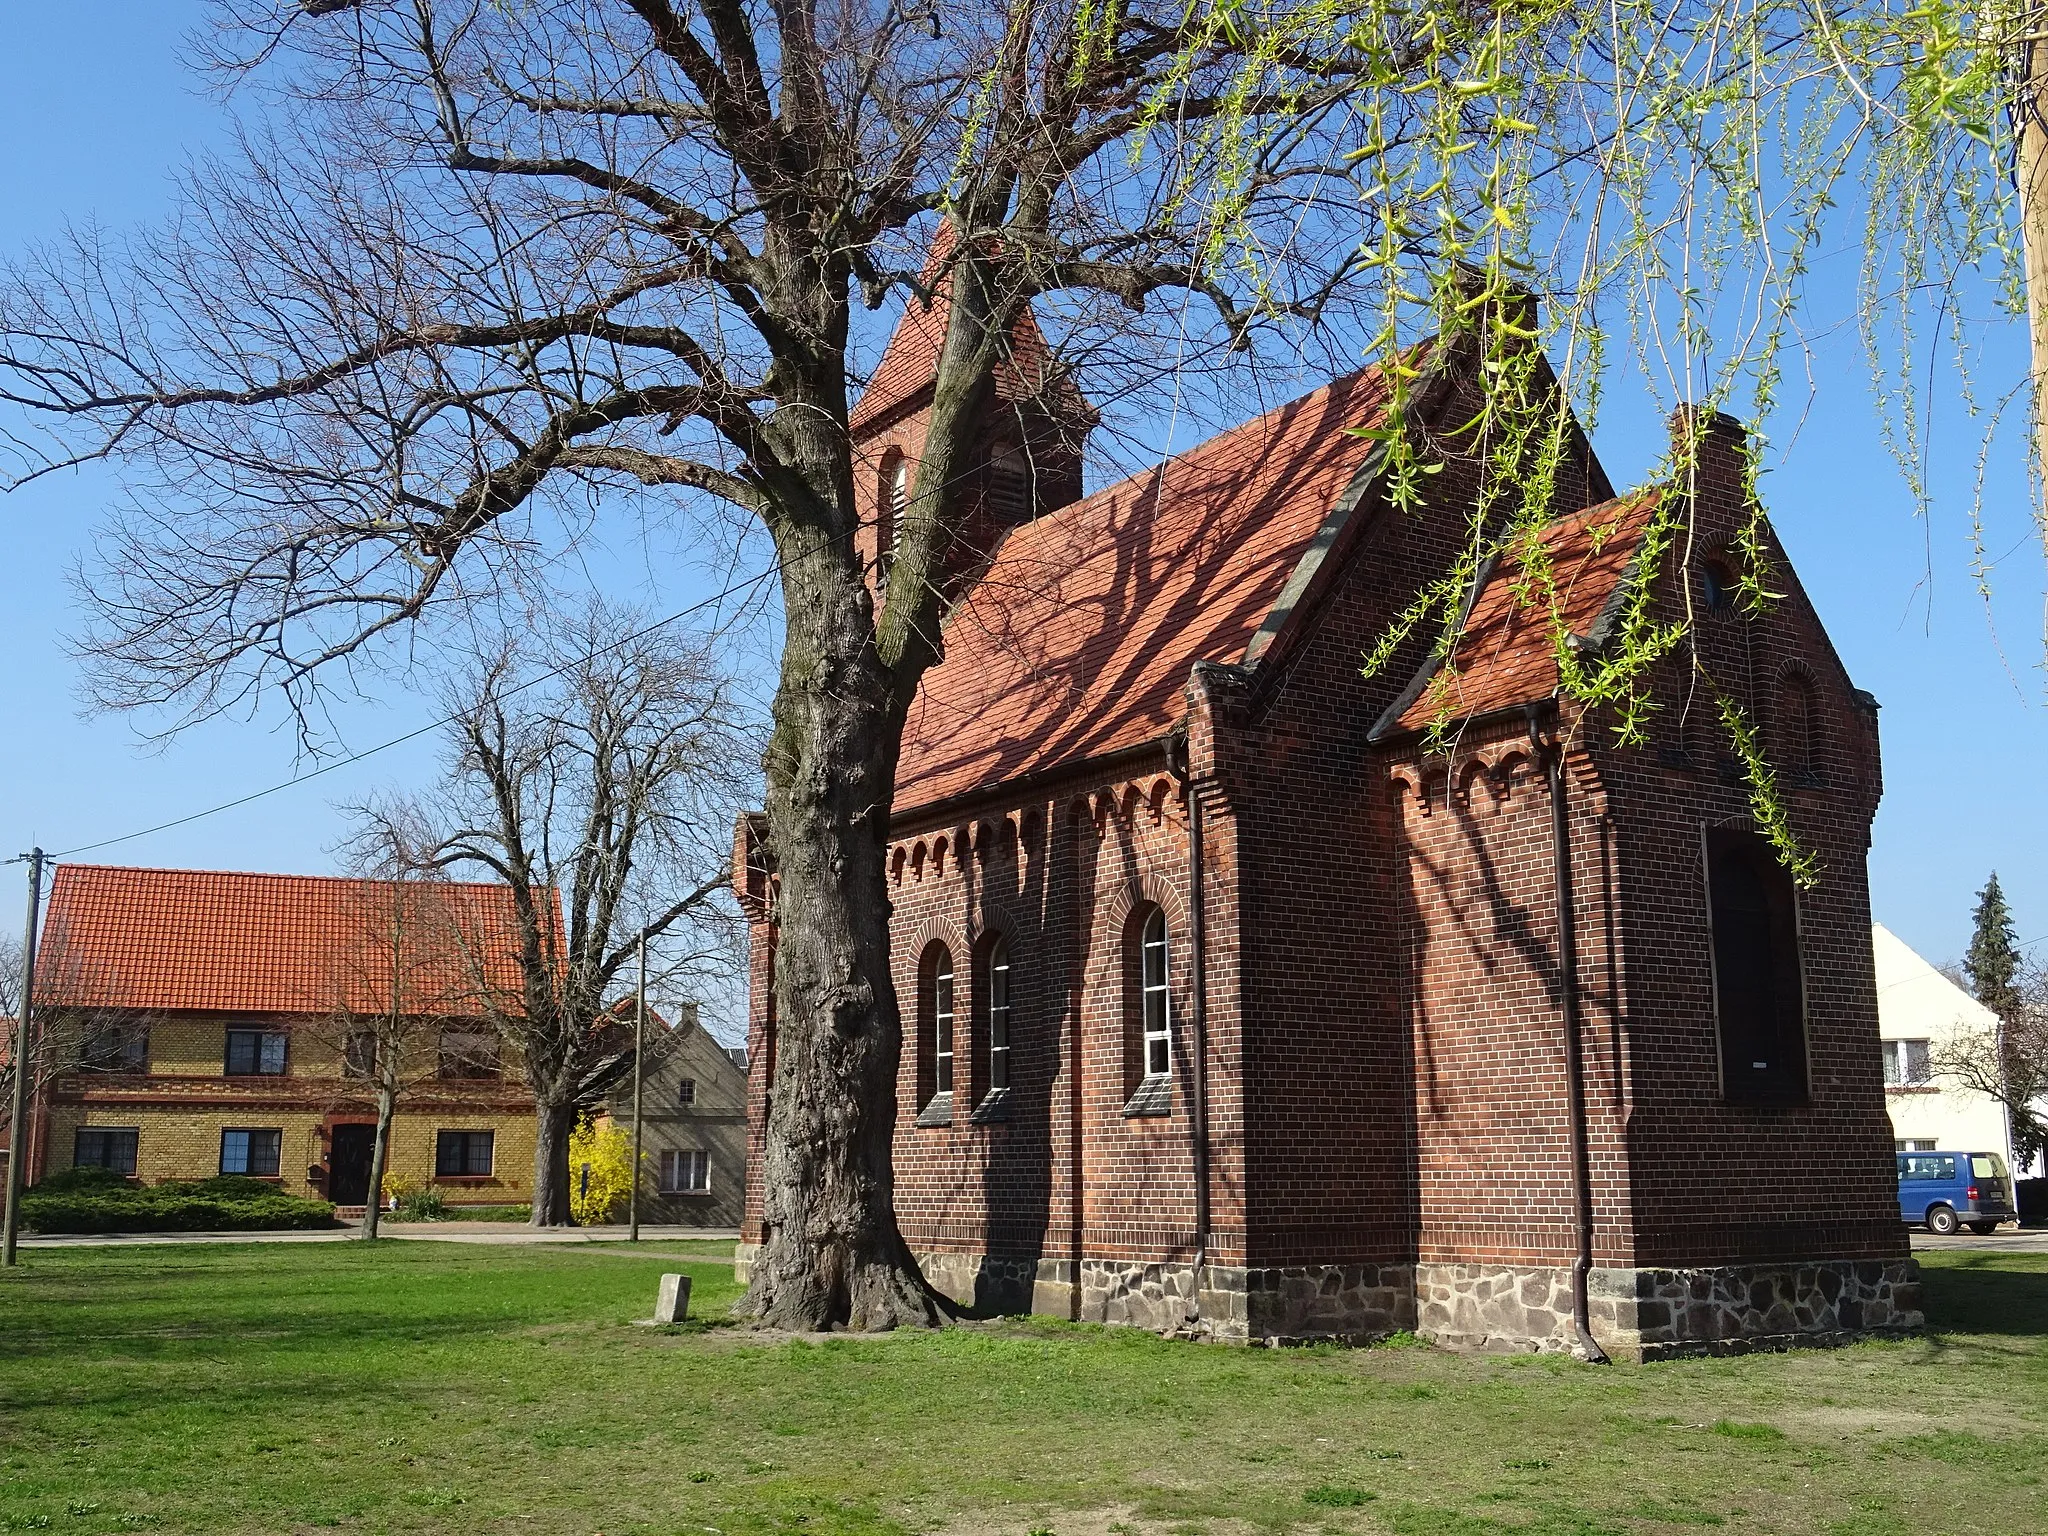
top-left (660, 1148), bottom-right (710, 1193)
top-left (1882, 1039), bottom-right (1931, 1087)
top-left (224, 1029), bottom-right (288, 1076)
top-left (437, 1029), bottom-right (501, 1080)
top-left (80, 1025), bottom-right (149, 1074)
top-left (73, 1127), bottom-right (138, 1176)
top-left (1705, 826), bottom-right (1809, 1106)
top-left (342, 1031), bottom-right (379, 1079)
top-left (435, 1129), bottom-right (494, 1178)
top-left (219, 1128), bottom-right (282, 1178)
top-left (676, 1077), bottom-right (697, 1106)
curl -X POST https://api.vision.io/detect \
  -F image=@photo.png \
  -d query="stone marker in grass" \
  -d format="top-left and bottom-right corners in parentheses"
top-left (655, 1273), bottom-right (691, 1324)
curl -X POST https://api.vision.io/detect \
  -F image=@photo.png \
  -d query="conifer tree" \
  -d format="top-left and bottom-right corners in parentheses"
top-left (1965, 873), bottom-right (2022, 1022)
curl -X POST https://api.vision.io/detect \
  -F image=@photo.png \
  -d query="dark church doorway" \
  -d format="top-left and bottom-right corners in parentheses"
top-left (328, 1124), bottom-right (376, 1205)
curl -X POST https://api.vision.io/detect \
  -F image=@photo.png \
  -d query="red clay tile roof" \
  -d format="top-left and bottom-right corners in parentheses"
top-left (37, 865), bottom-right (552, 1017)
top-left (895, 366), bottom-right (1396, 811)
top-left (1393, 491), bottom-right (1662, 732)
top-left (850, 228), bottom-right (1091, 434)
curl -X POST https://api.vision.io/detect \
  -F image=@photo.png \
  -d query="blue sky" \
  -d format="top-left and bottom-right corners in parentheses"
top-left (0, 4), bottom-right (2042, 974)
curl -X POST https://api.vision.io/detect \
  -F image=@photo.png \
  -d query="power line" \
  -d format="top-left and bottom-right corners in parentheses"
top-left (28, 311), bottom-right (1273, 866)
top-left (45, 565), bottom-right (783, 861)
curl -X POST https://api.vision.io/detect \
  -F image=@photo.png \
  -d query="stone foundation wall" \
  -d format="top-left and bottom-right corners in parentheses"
top-left (730, 1245), bottom-right (1918, 1357)
top-left (1416, 1263), bottom-right (1586, 1354)
top-left (1417, 1258), bottom-right (1923, 1360)
top-left (1595, 1258), bottom-right (1923, 1360)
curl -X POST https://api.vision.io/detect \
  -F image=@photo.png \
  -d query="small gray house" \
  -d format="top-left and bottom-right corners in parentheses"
top-left (608, 1005), bottom-right (747, 1228)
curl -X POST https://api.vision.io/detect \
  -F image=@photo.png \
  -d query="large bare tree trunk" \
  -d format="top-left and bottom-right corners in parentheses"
top-left (737, 374), bottom-right (948, 1328)
top-left (532, 1096), bottom-right (576, 1227)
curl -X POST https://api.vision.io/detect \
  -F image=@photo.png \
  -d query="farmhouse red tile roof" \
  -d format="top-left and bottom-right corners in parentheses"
top-left (1394, 491), bottom-right (1663, 731)
top-left (37, 864), bottom-right (549, 1016)
top-left (895, 365), bottom-right (1395, 811)
top-left (849, 229), bottom-right (1091, 433)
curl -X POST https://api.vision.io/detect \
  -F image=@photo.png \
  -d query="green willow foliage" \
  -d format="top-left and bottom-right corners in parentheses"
top-left (1134, 0), bottom-right (2030, 880)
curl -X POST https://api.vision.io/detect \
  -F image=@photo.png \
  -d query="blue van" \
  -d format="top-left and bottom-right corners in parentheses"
top-left (1896, 1151), bottom-right (2015, 1235)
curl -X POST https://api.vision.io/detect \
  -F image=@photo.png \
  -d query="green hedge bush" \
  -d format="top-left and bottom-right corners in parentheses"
top-left (20, 1170), bottom-right (337, 1234)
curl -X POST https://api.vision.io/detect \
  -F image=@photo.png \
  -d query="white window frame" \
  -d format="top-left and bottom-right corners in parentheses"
top-left (880, 456), bottom-right (908, 583)
top-left (933, 950), bottom-right (955, 1095)
top-left (1141, 908), bottom-right (1171, 1077)
top-left (660, 1147), bottom-right (710, 1193)
top-left (1882, 1038), bottom-right (1931, 1087)
top-left (987, 938), bottom-right (1011, 1093)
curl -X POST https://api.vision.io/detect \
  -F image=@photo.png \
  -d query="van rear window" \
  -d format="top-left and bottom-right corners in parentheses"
top-left (1971, 1154), bottom-right (2008, 1180)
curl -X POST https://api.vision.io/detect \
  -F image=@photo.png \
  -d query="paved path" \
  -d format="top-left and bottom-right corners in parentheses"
top-left (1911, 1227), bottom-right (2048, 1254)
top-left (18, 1223), bottom-right (739, 1249)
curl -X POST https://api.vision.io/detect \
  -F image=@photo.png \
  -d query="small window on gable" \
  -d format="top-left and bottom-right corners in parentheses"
top-left (915, 941), bottom-right (955, 1125)
top-left (1700, 559), bottom-right (1739, 614)
top-left (1705, 826), bottom-right (1808, 1106)
top-left (676, 1077), bottom-right (697, 1106)
top-left (1121, 903), bottom-right (1173, 1117)
top-left (1777, 671), bottom-right (1820, 784)
top-left (878, 452), bottom-right (909, 585)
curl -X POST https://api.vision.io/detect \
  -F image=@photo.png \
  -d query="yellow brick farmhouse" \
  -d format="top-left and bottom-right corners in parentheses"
top-left (18, 865), bottom-right (553, 1212)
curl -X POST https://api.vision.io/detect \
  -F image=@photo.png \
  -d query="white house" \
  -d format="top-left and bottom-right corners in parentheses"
top-left (1872, 923), bottom-right (2019, 1170)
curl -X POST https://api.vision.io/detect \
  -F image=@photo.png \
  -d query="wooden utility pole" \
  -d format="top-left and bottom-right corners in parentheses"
top-left (3, 849), bottom-right (47, 1267)
top-left (629, 930), bottom-right (646, 1243)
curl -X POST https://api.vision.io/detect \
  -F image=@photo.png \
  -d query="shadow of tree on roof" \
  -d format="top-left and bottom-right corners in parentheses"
top-left (899, 370), bottom-right (1390, 810)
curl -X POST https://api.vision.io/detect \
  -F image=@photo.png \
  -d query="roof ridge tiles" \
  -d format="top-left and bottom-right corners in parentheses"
top-left (54, 862), bottom-right (533, 896)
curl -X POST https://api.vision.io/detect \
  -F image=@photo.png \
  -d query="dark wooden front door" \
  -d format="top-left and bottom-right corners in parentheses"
top-left (328, 1125), bottom-right (375, 1205)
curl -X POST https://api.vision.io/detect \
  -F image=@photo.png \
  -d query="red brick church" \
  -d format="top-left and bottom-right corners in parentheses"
top-left (735, 279), bottom-right (1919, 1359)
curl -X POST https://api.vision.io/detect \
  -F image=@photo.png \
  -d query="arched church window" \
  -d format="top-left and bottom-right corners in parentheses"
top-left (915, 941), bottom-right (955, 1126)
top-left (1777, 671), bottom-right (1820, 783)
top-left (1121, 904), bottom-right (1173, 1117)
top-left (878, 453), bottom-right (909, 583)
top-left (987, 936), bottom-right (1011, 1093)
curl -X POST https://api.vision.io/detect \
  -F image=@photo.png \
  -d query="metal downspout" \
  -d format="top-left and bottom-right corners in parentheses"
top-left (1187, 782), bottom-right (1212, 1329)
top-left (1530, 703), bottom-right (1609, 1364)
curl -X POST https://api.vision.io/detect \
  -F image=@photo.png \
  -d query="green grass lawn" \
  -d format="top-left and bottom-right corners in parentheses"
top-left (2, 1243), bottom-right (2042, 1536)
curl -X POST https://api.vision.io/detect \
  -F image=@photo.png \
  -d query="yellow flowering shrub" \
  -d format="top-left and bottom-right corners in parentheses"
top-left (568, 1116), bottom-right (634, 1225)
